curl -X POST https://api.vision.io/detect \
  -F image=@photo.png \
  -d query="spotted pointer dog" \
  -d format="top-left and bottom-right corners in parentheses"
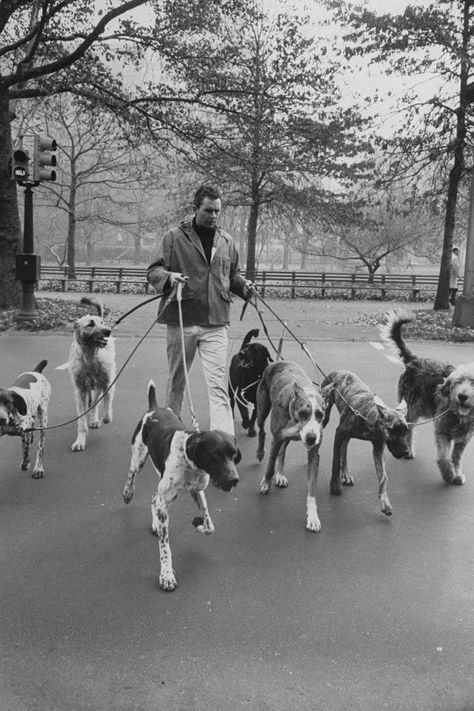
top-left (123, 381), bottom-right (241, 591)
top-left (0, 360), bottom-right (51, 478)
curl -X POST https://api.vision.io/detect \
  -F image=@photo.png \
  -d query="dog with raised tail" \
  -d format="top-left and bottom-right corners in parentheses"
top-left (382, 309), bottom-right (474, 485)
top-left (321, 369), bottom-right (409, 516)
top-left (68, 297), bottom-right (116, 451)
top-left (123, 380), bottom-right (241, 592)
top-left (256, 360), bottom-right (328, 532)
top-left (228, 328), bottom-right (273, 437)
top-left (0, 360), bottom-right (51, 478)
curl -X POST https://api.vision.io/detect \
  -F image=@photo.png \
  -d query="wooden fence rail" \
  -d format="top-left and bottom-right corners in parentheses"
top-left (38, 264), bottom-right (453, 300)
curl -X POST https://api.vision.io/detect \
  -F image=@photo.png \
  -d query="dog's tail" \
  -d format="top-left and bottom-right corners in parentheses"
top-left (80, 296), bottom-right (104, 318)
top-left (33, 360), bottom-right (48, 373)
top-left (240, 328), bottom-right (259, 350)
top-left (147, 380), bottom-right (158, 410)
top-left (380, 310), bottom-right (415, 365)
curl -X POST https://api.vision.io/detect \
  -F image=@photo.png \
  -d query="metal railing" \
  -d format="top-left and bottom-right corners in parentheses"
top-left (38, 264), bottom-right (449, 300)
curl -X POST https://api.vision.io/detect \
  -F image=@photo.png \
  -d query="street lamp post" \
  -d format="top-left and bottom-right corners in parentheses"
top-left (453, 156), bottom-right (474, 327)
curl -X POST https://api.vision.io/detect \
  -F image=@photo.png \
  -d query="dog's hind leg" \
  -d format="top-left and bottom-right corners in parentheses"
top-left (190, 490), bottom-right (215, 534)
top-left (372, 441), bottom-right (392, 515)
top-left (339, 437), bottom-right (354, 486)
top-left (306, 445), bottom-right (321, 532)
top-left (435, 434), bottom-right (458, 485)
top-left (274, 439), bottom-right (290, 487)
top-left (32, 405), bottom-right (48, 479)
top-left (260, 437), bottom-right (283, 494)
top-left (256, 381), bottom-right (271, 461)
top-left (123, 422), bottom-right (149, 503)
top-left (101, 384), bottom-right (115, 425)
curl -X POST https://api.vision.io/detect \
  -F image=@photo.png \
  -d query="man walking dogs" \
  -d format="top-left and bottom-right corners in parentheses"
top-left (147, 185), bottom-right (252, 434)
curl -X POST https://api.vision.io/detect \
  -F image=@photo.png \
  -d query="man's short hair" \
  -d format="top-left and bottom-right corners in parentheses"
top-left (193, 185), bottom-right (221, 209)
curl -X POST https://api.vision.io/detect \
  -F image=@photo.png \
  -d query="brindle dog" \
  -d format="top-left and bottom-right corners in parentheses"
top-left (321, 370), bottom-right (410, 517)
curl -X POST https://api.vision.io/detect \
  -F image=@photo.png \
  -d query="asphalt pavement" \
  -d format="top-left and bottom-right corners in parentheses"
top-left (1, 295), bottom-right (474, 711)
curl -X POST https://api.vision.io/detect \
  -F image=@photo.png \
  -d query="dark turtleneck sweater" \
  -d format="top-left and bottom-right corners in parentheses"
top-left (193, 217), bottom-right (215, 265)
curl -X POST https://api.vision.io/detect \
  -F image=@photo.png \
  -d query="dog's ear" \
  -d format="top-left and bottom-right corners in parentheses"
top-left (185, 432), bottom-right (205, 463)
top-left (234, 447), bottom-right (242, 464)
top-left (320, 383), bottom-right (334, 404)
top-left (395, 398), bottom-right (408, 417)
top-left (439, 376), bottom-right (452, 399)
top-left (11, 391), bottom-right (27, 416)
top-left (264, 347), bottom-right (273, 363)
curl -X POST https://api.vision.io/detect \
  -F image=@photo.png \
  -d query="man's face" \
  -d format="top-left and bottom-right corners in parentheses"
top-left (195, 197), bottom-right (221, 229)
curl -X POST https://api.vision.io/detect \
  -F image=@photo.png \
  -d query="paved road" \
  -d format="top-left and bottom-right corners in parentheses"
top-left (1, 321), bottom-right (474, 710)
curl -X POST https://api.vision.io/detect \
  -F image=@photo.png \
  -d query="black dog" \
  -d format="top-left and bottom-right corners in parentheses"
top-left (229, 328), bottom-right (273, 436)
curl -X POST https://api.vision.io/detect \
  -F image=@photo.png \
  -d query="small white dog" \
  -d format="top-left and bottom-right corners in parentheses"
top-left (68, 297), bottom-right (116, 451)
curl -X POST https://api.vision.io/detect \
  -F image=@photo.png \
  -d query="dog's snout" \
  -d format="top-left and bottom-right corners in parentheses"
top-left (305, 433), bottom-right (317, 447)
top-left (458, 393), bottom-right (468, 403)
top-left (103, 328), bottom-right (111, 338)
top-left (0, 415), bottom-right (8, 426)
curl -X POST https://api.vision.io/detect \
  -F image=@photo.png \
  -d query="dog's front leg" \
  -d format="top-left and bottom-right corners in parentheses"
top-left (330, 429), bottom-right (348, 496)
top-left (190, 490), bottom-right (215, 534)
top-left (274, 439), bottom-right (290, 487)
top-left (260, 437), bottom-right (283, 494)
top-left (451, 438), bottom-right (470, 485)
top-left (20, 430), bottom-right (33, 471)
top-left (306, 445), bottom-right (321, 532)
top-left (372, 441), bottom-right (392, 515)
top-left (151, 481), bottom-right (177, 591)
top-left (89, 389), bottom-right (101, 429)
top-left (435, 433), bottom-right (457, 485)
top-left (32, 406), bottom-right (48, 479)
top-left (71, 389), bottom-right (89, 451)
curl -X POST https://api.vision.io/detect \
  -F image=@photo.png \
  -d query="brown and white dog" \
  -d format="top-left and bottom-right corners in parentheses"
top-left (321, 370), bottom-right (409, 516)
top-left (228, 328), bottom-right (273, 437)
top-left (0, 360), bottom-right (51, 478)
top-left (123, 381), bottom-right (241, 591)
top-left (68, 297), bottom-right (116, 451)
top-left (256, 360), bottom-right (327, 532)
top-left (382, 310), bottom-right (474, 485)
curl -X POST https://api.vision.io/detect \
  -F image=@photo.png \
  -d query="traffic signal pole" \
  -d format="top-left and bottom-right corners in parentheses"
top-left (18, 183), bottom-right (36, 318)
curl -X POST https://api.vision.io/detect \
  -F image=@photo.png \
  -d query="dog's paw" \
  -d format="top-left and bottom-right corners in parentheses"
top-left (123, 486), bottom-right (134, 504)
top-left (275, 473), bottom-right (288, 488)
top-left (330, 480), bottom-right (343, 496)
top-left (306, 516), bottom-right (322, 533)
top-left (102, 414), bottom-right (112, 424)
top-left (342, 473), bottom-right (354, 486)
top-left (452, 474), bottom-right (466, 485)
top-left (71, 438), bottom-right (86, 452)
top-left (260, 478), bottom-right (271, 494)
top-left (90, 420), bottom-right (101, 429)
top-left (248, 428), bottom-right (257, 437)
top-left (159, 572), bottom-right (177, 592)
top-left (256, 448), bottom-right (265, 462)
top-left (192, 516), bottom-right (214, 535)
top-left (20, 461), bottom-right (30, 471)
top-left (32, 467), bottom-right (44, 479)
top-left (404, 452), bottom-right (415, 460)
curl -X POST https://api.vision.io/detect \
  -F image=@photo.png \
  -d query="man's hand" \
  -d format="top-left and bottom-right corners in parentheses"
top-left (169, 272), bottom-right (189, 286)
top-left (243, 280), bottom-right (255, 298)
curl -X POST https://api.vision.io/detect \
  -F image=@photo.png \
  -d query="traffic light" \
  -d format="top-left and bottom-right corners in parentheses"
top-left (10, 147), bottom-right (30, 183)
top-left (32, 134), bottom-right (57, 182)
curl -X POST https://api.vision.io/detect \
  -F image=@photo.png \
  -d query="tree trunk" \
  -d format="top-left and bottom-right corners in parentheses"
top-left (434, 0), bottom-right (470, 310)
top-left (282, 240), bottom-right (289, 269)
top-left (0, 92), bottom-right (22, 308)
top-left (245, 181), bottom-right (260, 281)
top-left (66, 170), bottom-right (76, 278)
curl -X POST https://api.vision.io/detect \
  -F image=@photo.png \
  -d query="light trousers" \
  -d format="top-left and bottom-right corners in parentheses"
top-left (165, 324), bottom-right (234, 435)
